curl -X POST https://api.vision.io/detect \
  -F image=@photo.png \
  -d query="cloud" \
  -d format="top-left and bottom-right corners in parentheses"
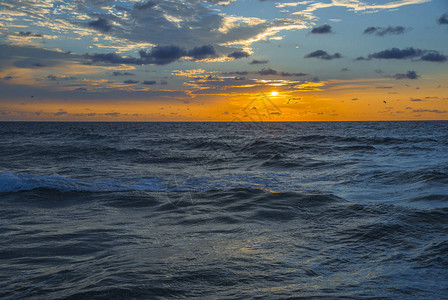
top-left (358, 47), bottom-right (447, 62)
top-left (113, 71), bottom-right (135, 76)
top-left (142, 80), bottom-right (157, 85)
top-left (310, 24), bottom-right (332, 34)
top-left (187, 45), bottom-right (216, 60)
top-left (54, 111), bottom-right (68, 116)
top-left (392, 70), bottom-right (419, 80)
top-left (140, 45), bottom-right (187, 64)
top-left (18, 31), bottom-right (43, 38)
top-left (438, 13), bottom-right (448, 25)
top-left (413, 109), bottom-right (447, 113)
top-left (223, 69), bottom-right (307, 77)
top-left (88, 18), bottom-right (112, 33)
top-left (257, 68), bottom-right (277, 75)
top-left (87, 44), bottom-right (217, 65)
top-left (222, 71), bottom-right (249, 76)
top-left (370, 47), bottom-right (422, 59)
top-left (304, 50), bottom-right (341, 60)
top-left (228, 51), bottom-right (250, 59)
top-left (124, 80), bottom-right (139, 84)
top-left (363, 26), bottom-right (406, 36)
top-left (279, 72), bottom-right (308, 77)
top-left (421, 51), bottom-right (447, 62)
top-left (410, 98), bottom-right (423, 101)
top-left (47, 75), bottom-right (77, 81)
top-left (105, 112), bottom-right (120, 117)
top-left (250, 59), bottom-right (269, 64)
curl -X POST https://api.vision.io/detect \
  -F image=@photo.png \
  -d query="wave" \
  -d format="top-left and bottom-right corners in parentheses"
top-left (0, 172), bottom-right (166, 194)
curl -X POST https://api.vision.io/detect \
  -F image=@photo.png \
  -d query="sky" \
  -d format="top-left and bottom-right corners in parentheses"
top-left (0, 0), bottom-right (447, 121)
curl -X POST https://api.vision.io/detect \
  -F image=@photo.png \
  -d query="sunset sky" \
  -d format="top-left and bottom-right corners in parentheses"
top-left (0, 0), bottom-right (447, 121)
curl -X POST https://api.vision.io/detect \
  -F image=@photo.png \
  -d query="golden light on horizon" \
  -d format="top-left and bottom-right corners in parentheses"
top-left (270, 91), bottom-right (279, 96)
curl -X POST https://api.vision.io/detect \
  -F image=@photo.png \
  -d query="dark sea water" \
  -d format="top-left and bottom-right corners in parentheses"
top-left (1, 121), bottom-right (447, 299)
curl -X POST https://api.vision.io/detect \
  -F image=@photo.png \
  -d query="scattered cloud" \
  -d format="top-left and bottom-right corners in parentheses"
top-left (304, 50), bottom-right (341, 60)
top-left (392, 70), bottom-right (419, 80)
top-left (310, 24), bottom-right (332, 34)
top-left (363, 26), bottom-right (406, 36)
top-left (124, 80), bottom-right (139, 84)
top-left (142, 80), bottom-right (157, 85)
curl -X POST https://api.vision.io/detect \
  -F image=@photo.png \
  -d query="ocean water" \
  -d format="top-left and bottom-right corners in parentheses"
top-left (0, 121), bottom-right (447, 299)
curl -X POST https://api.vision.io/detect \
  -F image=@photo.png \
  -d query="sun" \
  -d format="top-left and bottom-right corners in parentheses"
top-left (270, 91), bottom-right (279, 96)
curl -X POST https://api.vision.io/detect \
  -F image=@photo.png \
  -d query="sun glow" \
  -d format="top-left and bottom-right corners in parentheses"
top-left (270, 91), bottom-right (279, 96)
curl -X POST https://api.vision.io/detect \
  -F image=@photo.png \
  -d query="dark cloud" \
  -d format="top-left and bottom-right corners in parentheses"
top-left (370, 47), bottom-right (422, 59)
top-left (142, 80), bottom-right (157, 85)
top-left (421, 51), bottom-right (447, 62)
top-left (438, 13), bottom-right (448, 24)
top-left (139, 45), bottom-right (186, 64)
top-left (410, 98), bottom-right (423, 101)
top-left (113, 71), bottom-right (134, 76)
top-left (2, 76), bottom-right (13, 80)
top-left (227, 51), bottom-right (250, 59)
top-left (392, 70), bottom-right (419, 80)
top-left (54, 111), bottom-right (67, 116)
top-left (280, 71), bottom-right (305, 77)
top-left (47, 75), bottom-right (77, 81)
top-left (413, 109), bottom-right (447, 113)
top-left (222, 71), bottom-right (249, 75)
top-left (134, 1), bottom-right (157, 10)
top-left (88, 18), bottom-right (112, 33)
top-left (257, 68), bottom-right (277, 75)
top-left (87, 44), bottom-right (216, 65)
top-left (250, 59), bottom-right (269, 64)
top-left (124, 80), bottom-right (139, 84)
top-left (187, 45), bottom-right (216, 60)
top-left (223, 69), bottom-right (306, 77)
top-left (105, 112), bottom-right (120, 116)
top-left (310, 24), bottom-right (332, 34)
top-left (279, 72), bottom-right (307, 76)
top-left (358, 47), bottom-right (447, 62)
top-left (363, 26), bottom-right (406, 36)
top-left (18, 31), bottom-right (43, 37)
top-left (88, 52), bottom-right (140, 64)
top-left (304, 50), bottom-right (341, 60)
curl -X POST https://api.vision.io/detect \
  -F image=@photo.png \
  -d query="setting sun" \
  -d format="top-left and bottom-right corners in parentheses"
top-left (270, 91), bottom-right (279, 97)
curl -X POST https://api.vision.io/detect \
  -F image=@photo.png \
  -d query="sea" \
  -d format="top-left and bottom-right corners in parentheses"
top-left (0, 121), bottom-right (447, 299)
